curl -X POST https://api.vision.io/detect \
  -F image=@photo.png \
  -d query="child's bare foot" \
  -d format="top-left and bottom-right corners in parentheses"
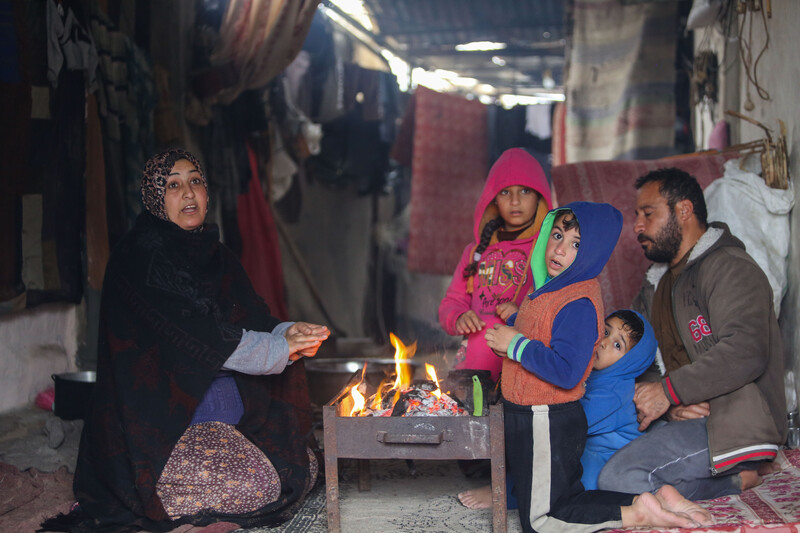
top-left (757, 460), bottom-right (781, 476)
top-left (623, 492), bottom-right (698, 529)
top-left (738, 470), bottom-right (763, 491)
top-left (457, 485), bottom-right (492, 509)
top-left (735, 461), bottom-right (780, 491)
top-left (655, 485), bottom-right (714, 526)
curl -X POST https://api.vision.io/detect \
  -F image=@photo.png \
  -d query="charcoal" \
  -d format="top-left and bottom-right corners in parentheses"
top-left (390, 394), bottom-right (409, 416)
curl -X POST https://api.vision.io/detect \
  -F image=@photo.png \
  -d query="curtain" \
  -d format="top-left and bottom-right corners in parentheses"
top-left (211, 0), bottom-right (318, 104)
top-left (565, 0), bottom-right (677, 162)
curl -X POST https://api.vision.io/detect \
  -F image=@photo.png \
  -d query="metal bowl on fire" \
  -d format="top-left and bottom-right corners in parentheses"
top-left (304, 358), bottom-right (421, 406)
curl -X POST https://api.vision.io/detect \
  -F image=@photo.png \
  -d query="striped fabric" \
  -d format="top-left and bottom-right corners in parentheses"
top-left (566, 0), bottom-right (678, 162)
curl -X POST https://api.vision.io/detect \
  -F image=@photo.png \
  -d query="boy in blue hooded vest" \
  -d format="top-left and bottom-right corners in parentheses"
top-left (485, 202), bottom-right (712, 533)
top-left (580, 310), bottom-right (656, 490)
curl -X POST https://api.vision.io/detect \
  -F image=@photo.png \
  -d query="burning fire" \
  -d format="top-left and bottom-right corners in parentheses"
top-left (425, 363), bottom-right (441, 399)
top-left (341, 334), bottom-right (466, 417)
top-left (349, 365), bottom-right (367, 416)
top-left (390, 332), bottom-right (416, 405)
top-left (391, 332), bottom-right (416, 389)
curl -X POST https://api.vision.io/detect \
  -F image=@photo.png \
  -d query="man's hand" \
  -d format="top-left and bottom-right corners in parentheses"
top-left (455, 310), bottom-right (486, 335)
top-left (634, 381), bottom-right (671, 431)
top-left (495, 302), bottom-right (518, 322)
top-left (484, 324), bottom-right (519, 358)
top-left (666, 402), bottom-right (710, 422)
top-left (285, 322), bottom-right (330, 361)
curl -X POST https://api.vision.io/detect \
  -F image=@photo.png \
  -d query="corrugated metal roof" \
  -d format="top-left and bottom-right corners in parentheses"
top-left (348, 0), bottom-right (567, 94)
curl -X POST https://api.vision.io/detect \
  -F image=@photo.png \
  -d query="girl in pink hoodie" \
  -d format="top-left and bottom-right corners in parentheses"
top-left (439, 148), bottom-right (554, 381)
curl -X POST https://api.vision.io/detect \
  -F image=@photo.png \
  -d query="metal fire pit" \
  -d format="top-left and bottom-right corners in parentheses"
top-left (322, 375), bottom-right (507, 532)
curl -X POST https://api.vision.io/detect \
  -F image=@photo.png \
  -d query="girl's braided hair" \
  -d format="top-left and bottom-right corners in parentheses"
top-left (462, 217), bottom-right (504, 278)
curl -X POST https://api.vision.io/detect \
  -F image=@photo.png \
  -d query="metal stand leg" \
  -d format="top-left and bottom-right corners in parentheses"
top-left (358, 459), bottom-right (371, 491)
top-left (323, 406), bottom-right (341, 533)
top-left (490, 404), bottom-right (507, 533)
top-left (323, 402), bottom-right (506, 532)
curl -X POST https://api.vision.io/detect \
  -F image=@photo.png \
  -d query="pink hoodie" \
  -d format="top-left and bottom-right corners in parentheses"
top-left (438, 149), bottom-right (553, 380)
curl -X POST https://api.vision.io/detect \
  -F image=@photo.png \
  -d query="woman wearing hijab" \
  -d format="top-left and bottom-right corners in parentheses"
top-left (56, 149), bottom-right (329, 532)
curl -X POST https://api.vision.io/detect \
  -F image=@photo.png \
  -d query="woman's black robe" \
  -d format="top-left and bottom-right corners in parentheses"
top-left (69, 212), bottom-right (314, 532)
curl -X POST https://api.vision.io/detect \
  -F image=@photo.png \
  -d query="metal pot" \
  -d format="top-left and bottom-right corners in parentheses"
top-left (305, 358), bottom-right (420, 406)
top-left (51, 371), bottom-right (96, 420)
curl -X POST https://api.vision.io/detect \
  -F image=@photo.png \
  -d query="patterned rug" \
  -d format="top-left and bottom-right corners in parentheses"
top-left (566, 0), bottom-right (678, 162)
top-left (608, 449), bottom-right (800, 533)
top-left (392, 86), bottom-right (489, 276)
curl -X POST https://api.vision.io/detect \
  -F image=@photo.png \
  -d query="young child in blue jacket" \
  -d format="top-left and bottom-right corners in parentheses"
top-left (580, 310), bottom-right (656, 490)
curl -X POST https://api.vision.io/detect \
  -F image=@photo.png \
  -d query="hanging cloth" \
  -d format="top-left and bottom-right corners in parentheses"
top-left (237, 141), bottom-right (289, 320)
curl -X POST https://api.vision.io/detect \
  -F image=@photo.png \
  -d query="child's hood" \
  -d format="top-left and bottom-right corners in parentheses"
top-left (530, 201), bottom-right (623, 296)
top-left (589, 310), bottom-right (657, 384)
top-left (472, 148), bottom-right (553, 241)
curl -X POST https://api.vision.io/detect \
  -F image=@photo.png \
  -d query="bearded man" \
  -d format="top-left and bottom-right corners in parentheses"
top-left (596, 168), bottom-right (787, 500)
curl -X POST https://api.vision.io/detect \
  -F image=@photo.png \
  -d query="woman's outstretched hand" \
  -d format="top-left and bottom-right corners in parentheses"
top-left (286, 322), bottom-right (330, 361)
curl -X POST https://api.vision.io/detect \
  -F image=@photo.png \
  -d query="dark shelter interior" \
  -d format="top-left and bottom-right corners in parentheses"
top-left (1, 1), bottom-right (799, 532)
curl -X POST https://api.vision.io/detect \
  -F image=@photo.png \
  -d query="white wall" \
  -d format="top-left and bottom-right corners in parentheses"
top-left (694, 0), bottom-right (800, 412)
top-left (0, 304), bottom-right (79, 412)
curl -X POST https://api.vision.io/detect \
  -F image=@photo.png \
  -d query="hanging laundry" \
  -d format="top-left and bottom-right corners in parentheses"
top-left (268, 121), bottom-right (299, 202)
top-left (46, 0), bottom-right (98, 88)
top-left (525, 103), bottom-right (553, 140)
top-left (238, 142), bottom-right (289, 321)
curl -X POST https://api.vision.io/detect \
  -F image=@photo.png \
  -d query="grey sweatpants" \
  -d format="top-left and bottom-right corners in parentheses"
top-left (597, 418), bottom-right (745, 500)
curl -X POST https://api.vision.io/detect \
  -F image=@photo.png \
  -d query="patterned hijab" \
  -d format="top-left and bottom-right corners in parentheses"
top-left (141, 149), bottom-right (207, 221)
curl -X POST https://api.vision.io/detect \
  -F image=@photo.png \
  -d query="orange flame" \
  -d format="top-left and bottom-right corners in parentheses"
top-left (342, 334), bottom-right (446, 416)
top-left (425, 363), bottom-right (442, 399)
top-left (349, 386), bottom-right (365, 416)
top-left (346, 363), bottom-right (369, 416)
top-left (390, 332), bottom-right (417, 391)
top-left (370, 380), bottom-right (390, 411)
